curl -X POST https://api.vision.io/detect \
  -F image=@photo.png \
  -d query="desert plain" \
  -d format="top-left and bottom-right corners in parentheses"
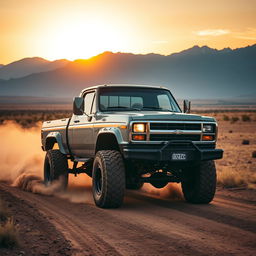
top-left (0, 108), bottom-right (255, 256)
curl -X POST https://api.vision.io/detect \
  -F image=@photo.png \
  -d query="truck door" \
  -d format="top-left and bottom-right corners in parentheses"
top-left (69, 91), bottom-right (95, 158)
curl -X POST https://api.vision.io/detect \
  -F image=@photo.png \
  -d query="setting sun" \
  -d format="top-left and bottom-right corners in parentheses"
top-left (0, 0), bottom-right (255, 64)
top-left (44, 17), bottom-right (131, 60)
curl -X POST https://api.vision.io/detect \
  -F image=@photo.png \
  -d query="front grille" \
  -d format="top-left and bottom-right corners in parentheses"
top-left (150, 123), bottom-right (201, 130)
top-left (150, 134), bottom-right (201, 141)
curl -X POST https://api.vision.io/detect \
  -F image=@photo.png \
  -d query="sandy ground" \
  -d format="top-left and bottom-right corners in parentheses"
top-left (0, 185), bottom-right (72, 256)
top-left (216, 120), bottom-right (256, 188)
top-left (0, 182), bottom-right (256, 256)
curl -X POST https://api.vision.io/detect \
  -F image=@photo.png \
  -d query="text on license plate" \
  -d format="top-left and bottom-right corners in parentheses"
top-left (172, 153), bottom-right (187, 160)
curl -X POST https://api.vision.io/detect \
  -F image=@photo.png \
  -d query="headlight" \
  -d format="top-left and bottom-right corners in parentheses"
top-left (133, 123), bottom-right (146, 133)
top-left (203, 124), bottom-right (214, 133)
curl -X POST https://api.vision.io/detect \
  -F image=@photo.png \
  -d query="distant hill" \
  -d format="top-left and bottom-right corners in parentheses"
top-left (0, 57), bottom-right (69, 79)
top-left (0, 44), bottom-right (255, 99)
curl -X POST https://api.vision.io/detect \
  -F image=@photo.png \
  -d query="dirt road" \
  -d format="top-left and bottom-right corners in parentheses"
top-left (1, 183), bottom-right (255, 256)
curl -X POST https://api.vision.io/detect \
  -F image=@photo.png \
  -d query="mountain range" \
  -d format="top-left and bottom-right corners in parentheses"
top-left (0, 44), bottom-right (255, 100)
top-left (0, 57), bottom-right (68, 79)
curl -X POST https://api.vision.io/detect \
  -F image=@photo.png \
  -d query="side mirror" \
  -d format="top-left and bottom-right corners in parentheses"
top-left (73, 97), bottom-right (84, 115)
top-left (183, 100), bottom-right (191, 113)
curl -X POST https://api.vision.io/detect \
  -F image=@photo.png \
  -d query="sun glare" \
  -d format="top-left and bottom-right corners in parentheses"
top-left (45, 18), bottom-right (129, 60)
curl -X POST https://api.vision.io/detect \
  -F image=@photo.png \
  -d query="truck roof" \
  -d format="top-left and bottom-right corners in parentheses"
top-left (81, 84), bottom-right (169, 94)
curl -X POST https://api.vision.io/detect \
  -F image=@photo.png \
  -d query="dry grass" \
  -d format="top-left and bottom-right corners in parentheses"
top-left (0, 110), bottom-right (71, 128)
top-left (0, 200), bottom-right (19, 248)
top-left (215, 117), bottom-right (256, 189)
top-left (0, 217), bottom-right (19, 248)
top-left (196, 110), bottom-right (256, 189)
top-left (217, 167), bottom-right (256, 188)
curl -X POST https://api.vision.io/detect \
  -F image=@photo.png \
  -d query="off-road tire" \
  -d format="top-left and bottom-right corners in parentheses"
top-left (92, 150), bottom-right (125, 208)
top-left (44, 150), bottom-right (68, 190)
top-left (181, 160), bottom-right (216, 204)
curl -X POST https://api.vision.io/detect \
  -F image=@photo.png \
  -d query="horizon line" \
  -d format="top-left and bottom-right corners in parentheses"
top-left (1, 43), bottom-right (255, 66)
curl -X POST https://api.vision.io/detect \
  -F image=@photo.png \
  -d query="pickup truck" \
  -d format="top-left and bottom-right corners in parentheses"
top-left (41, 84), bottom-right (223, 208)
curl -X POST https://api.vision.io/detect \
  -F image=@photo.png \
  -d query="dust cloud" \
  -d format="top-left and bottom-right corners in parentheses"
top-left (0, 122), bottom-right (182, 203)
top-left (0, 122), bottom-right (44, 183)
top-left (0, 122), bottom-right (92, 203)
top-left (142, 183), bottom-right (183, 200)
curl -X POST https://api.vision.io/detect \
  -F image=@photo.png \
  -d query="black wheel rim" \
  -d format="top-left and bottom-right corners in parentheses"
top-left (94, 164), bottom-right (103, 196)
top-left (44, 158), bottom-right (51, 186)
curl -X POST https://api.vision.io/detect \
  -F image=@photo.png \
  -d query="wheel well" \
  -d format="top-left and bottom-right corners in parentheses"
top-left (96, 133), bottom-right (120, 153)
top-left (45, 137), bottom-right (57, 150)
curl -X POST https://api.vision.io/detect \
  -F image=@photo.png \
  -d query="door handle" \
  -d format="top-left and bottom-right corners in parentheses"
top-left (74, 120), bottom-right (80, 123)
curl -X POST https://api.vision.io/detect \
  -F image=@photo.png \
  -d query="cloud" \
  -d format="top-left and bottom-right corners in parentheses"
top-left (195, 29), bottom-right (230, 36)
top-left (234, 28), bottom-right (256, 40)
top-left (235, 35), bottom-right (256, 40)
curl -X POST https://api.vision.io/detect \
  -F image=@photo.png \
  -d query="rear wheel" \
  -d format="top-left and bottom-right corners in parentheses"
top-left (181, 160), bottom-right (216, 204)
top-left (92, 150), bottom-right (125, 208)
top-left (44, 150), bottom-right (68, 190)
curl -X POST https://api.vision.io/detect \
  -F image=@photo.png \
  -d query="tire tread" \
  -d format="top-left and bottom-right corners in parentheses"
top-left (44, 150), bottom-right (68, 189)
top-left (182, 160), bottom-right (216, 204)
top-left (93, 150), bottom-right (125, 208)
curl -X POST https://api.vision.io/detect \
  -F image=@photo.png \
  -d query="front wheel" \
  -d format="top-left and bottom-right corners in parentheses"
top-left (181, 160), bottom-right (216, 204)
top-left (44, 150), bottom-right (68, 190)
top-left (92, 150), bottom-right (125, 208)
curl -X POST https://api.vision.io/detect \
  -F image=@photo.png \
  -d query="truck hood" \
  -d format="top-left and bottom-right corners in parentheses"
top-left (102, 111), bottom-right (215, 122)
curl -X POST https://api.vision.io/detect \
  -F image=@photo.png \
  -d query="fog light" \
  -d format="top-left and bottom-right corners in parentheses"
top-left (202, 135), bottom-right (214, 141)
top-left (132, 134), bottom-right (146, 141)
top-left (133, 123), bottom-right (146, 133)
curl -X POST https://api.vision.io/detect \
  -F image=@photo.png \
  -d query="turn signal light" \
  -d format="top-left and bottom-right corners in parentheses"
top-left (132, 134), bottom-right (146, 141)
top-left (202, 135), bottom-right (214, 141)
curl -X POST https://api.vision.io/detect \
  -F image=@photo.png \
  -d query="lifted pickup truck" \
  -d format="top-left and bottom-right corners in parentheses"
top-left (41, 84), bottom-right (223, 208)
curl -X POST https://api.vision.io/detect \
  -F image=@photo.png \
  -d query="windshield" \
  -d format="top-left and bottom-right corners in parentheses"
top-left (98, 87), bottom-right (181, 112)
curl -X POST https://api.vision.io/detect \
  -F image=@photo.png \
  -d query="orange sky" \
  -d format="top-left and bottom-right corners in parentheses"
top-left (1, 0), bottom-right (256, 64)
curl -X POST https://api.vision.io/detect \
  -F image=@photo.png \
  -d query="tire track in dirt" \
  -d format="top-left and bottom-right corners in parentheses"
top-left (1, 183), bottom-right (255, 256)
top-left (128, 191), bottom-right (256, 233)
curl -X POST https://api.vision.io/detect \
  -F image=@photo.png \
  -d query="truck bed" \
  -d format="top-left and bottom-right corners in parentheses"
top-left (41, 118), bottom-right (70, 154)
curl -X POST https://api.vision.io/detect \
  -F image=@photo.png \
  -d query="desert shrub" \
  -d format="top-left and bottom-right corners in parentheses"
top-left (217, 169), bottom-right (246, 188)
top-left (231, 116), bottom-right (239, 122)
top-left (241, 115), bottom-right (251, 122)
top-left (0, 218), bottom-right (19, 248)
top-left (247, 183), bottom-right (256, 189)
top-left (242, 140), bottom-right (250, 145)
top-left (218, 167), bottom-right (256, 189)
top-left (247, 173), bottom-right (256, 189)
top-left (252, 151), bottom-right (256, 158)
top-left (223, 115), bottom-right (229, 121)
top-left (0, 110), bottom-right (71, 128)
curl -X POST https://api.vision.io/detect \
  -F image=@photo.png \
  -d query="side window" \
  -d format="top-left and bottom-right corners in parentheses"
top-left (84, 92), bottom-right (95, 115)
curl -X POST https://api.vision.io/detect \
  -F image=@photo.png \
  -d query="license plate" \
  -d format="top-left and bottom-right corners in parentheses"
top-left (171, 153), bottom-right (187, 160)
